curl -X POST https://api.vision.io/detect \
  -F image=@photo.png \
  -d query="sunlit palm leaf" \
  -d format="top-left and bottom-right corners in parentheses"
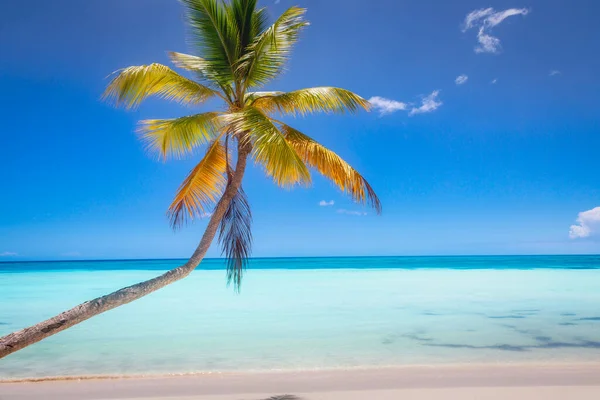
top-left (219, 187), bottom-right (252, 290)
top-left (103, 63), bottom-right (216, 109)
top-left (226, 107), bottom-right (311, 187)
top-left (168, 52), bottom-right (223, 87)
top-left (248, 87), bottom-right (370, 116)
top-left (168, 139), bottom-right (227, 228)
top-left (137, 112), bottom-right (221, 160)
top-left (169, 51), bottom-right (212, 72)
top-left (237, 6), bottom-right (308, 89)
top-left (282, 125), bottom-right (381, 213)
top-left (182, 0), bottom-right (241, 85)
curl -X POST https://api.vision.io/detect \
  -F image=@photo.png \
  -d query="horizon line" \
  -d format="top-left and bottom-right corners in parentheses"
top-left (1, 253), bottom-right (599, 264)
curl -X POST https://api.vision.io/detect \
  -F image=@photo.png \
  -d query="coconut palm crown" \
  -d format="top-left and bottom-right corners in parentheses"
top-left (103, 0), bottom-right (381, 288)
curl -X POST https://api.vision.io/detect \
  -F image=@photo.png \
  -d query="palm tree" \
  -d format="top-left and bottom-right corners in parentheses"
top-left (0, 0), bottom-right (379, 359)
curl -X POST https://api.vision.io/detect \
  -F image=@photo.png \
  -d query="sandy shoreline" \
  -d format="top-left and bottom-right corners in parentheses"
top-left (2, 363), bottom-right (600, 399)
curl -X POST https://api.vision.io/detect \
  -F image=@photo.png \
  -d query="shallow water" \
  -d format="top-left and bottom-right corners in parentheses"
top-left (1, 256), bottom-right (600, 379)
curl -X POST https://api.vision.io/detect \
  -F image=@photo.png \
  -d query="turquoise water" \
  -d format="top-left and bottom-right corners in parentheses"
top-left (1, 256), bottom-right (600, 379)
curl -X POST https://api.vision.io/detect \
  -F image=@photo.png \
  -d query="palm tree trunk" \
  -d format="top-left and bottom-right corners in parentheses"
top-left (0, 147), bottom-right (250, 360)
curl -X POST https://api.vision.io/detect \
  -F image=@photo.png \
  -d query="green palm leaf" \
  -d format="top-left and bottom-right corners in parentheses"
top-left (228, 0), bottom-right (258, 49)
top-left (237, 6), bottom-right (308, 89)
top-left (249, 6), bottom-right (269, 46)
top-left (103, 63), bottom-right (216, 109)
top-left (182, 0), bottom-right (241, 86)
top-left (225, 107), bottom-right (311, 187)
top-left (137, 112), bottom-right (221, 160)
top-left (248, 87), bottom-right (370, 116)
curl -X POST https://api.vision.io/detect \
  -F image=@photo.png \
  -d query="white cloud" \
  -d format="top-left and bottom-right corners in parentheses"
top-left (569, 207), bottom-right (600, 239)
top-left (491, 78), bottom-right (498, 84)
top-left (486, 8), bottom-right (530, 27)
top-left (337, 209), bottom-right (367, 216)
top-left (549, 70), bottom-right (561, 76)
top-left (319, 200), bottom-right (335, 206)
top-left (200, 212), bottom-right (213, 219)
top-left (409, 90), bottom-right (443, 116)
top-left (463, 8), bottom-right (495, 30)
top-left (475, 29), bottom-right (502, 53)
top-left (368, 96), bottom-right (408, 115)
top-left (463, 7), bottom-right (529, 54)
top-left (455, 74), bottom-right (469, 85)
top-left (0, 251), bottom-right (17, 257)
top-left (370, 91), bottom-right (443, 117)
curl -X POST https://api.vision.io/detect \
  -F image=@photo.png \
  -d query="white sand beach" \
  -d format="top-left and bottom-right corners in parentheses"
top-left (3, 364), bottom-right (600, 400)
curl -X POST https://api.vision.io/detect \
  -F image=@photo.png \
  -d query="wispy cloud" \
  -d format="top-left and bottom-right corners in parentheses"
top-left (200, 212), bottom-right (213, 219)
top-left (549, 70), bottom-right (561, 76)
top-left (463, 8), bottom-right (495, 30)
top-left (486, 8), bottom-right (529, 27)
top-left (409, 90), bottom-right (443, 116)
top-left (319, 200), bottom-right (335, 207)
top-left (0, 251), bottom-right (17, 257)
top-left (455, 74), bottom-right (469, 85)
top-left (569, 207), bottom-right (600, 239)
top-left (368, 96), bottom-right (408, 115)
top-left (491, 78), bottom-right (498, 84)
top-left (462, 7), bottom-right (529, 54)
top-left (370, 91), bottom-right (443, 117)
top-left (337, 209), bottom-right (367, 216)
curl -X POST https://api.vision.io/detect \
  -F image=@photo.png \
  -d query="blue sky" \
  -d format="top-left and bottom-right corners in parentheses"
top-left (1, 0), bottom-right (599, 260)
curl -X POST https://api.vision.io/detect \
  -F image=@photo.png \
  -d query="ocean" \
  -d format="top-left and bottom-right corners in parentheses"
top-left (1, 256), bottom-right (599, 380)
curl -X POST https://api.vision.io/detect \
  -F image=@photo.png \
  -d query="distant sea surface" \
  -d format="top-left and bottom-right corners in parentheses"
top-left (1, 255), bottom-right (600, 379)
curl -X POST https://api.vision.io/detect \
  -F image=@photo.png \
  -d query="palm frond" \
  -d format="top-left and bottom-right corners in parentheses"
top-left (219, 187), bottom-right (252, 290)
top-left (168, 139), bottom-right (227, 228)
top-left (227, 0), bottom-right (258, 50)
top-left (137, 112), bottom-right (221, 160)
top-left (248, 87), bottom-right (370, 116)
top-left (169, 51), bottom-right (212, 72)
top-left (225, 107), bottom-right (311, 187)
top-left (182, 0), bottom-right (241, 85)
top-left (282, 124), bottom-right (381, 213)
top-left (250, 6), bottom-right (269, 44)
top-left (167, 51), bottom-right (225, 90)
top-left (237, 6), bottom-right (308, 89)
top-left (103, 63), bottom-right (216, 109)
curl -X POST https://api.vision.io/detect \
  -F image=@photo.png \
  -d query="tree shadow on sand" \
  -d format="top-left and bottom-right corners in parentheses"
top-left (256, 396), bottom-right (303, 400)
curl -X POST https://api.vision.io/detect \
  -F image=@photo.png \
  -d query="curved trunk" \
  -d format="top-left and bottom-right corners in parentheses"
top-left (0, 147), bottom-right (250, 360)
